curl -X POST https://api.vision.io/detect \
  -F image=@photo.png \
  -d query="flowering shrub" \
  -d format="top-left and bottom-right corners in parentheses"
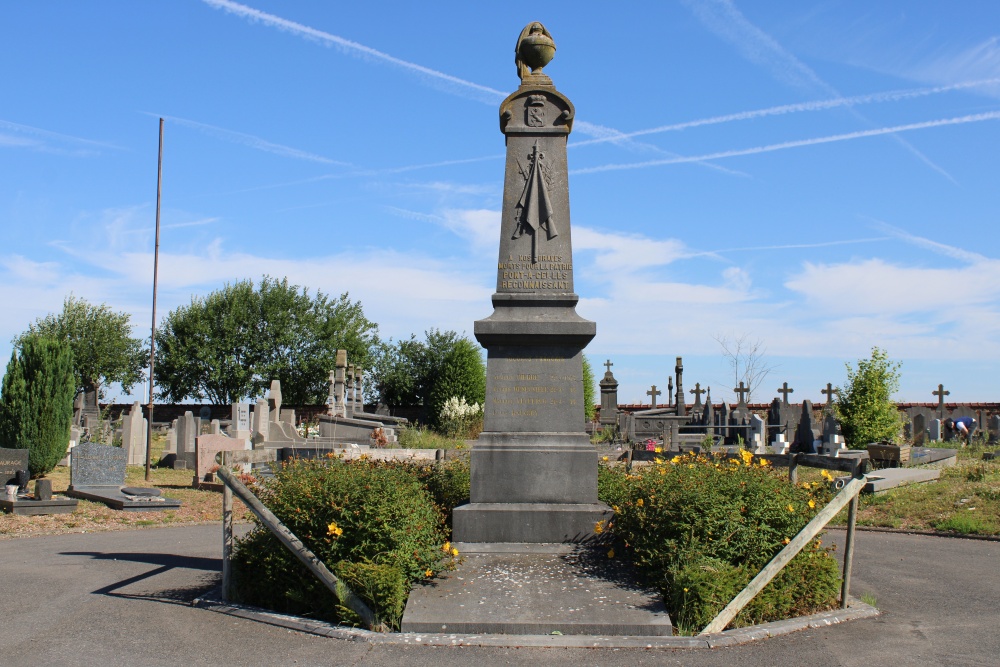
top-left (437, 396), bottom-right (483, 439)
top-left (599, 451), bottom-right (841, 633)
top-left (229, 457), bottom-right (453, 630)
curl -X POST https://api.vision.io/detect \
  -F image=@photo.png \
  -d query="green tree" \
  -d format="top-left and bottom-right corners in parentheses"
top-left (582, 355), bottom-right (596, 422)
top-left (0, 335), bottom-right (76, 477)
top-left (368, 330), bottom-right (485, 426)
top-left (836, 346), bottom-right (903, 448)
top-left (17, 295), bottom-right (146, 399)
top-left (427, 337), bottom-right (486, 426)
top-left (156, 276), bottom-right (378, 405)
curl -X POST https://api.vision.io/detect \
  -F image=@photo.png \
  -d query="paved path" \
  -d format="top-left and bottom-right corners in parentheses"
top-left (0, 525), bottom-right (996, 666)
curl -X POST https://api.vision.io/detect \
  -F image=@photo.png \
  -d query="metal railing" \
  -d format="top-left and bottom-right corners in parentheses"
top-left (215, 450), bottom-right (381, 631)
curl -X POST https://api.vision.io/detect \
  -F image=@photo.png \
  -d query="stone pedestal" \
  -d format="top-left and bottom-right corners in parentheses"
top-left (453, 48), bottom-right (609, 544)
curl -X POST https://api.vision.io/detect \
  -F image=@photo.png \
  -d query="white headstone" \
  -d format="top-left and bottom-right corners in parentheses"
top-left (254, 398), bottom-right (270, 442)
top-left (929, 418), bottom-right (942, 442)
top-left (771, 433), bottom-right (789, 455)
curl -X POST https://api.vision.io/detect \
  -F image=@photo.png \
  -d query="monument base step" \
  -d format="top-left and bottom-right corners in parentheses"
top-left (452, 502), bottom-right (612, 543)
top-left (401, 543), bottom-right (672, 636)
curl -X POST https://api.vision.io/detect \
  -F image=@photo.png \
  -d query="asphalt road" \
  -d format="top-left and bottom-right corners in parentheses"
top-left (0, 525), bottom-right (996, 666)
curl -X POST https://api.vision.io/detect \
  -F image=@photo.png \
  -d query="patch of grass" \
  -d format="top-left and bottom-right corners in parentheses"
top-left (932, 513), bottom-right (996, 535)
top-left (860, 592), bottom-right (877, 607)
top-left (396, 425), bottom-right (465, 450)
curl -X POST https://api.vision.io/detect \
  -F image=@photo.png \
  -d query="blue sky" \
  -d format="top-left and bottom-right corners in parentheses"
top-left (2, 1), bottom-right (999, 406)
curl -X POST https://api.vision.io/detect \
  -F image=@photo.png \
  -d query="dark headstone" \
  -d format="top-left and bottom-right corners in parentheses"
top-left (0, 448), bottom-right (29, 487)
top-left (912, 413), bottom-right (927, 445)
top-left (35, 479), bottom-right (52, 501)
top-left (69, 442), bottom-right (127, 489)
top-left (199, 406), bottom-right (212, 420)
top-left (794, 400), bottom-right (819, 453)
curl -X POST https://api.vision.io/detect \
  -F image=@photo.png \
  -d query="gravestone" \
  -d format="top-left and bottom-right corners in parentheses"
top-left (749, 414), bottom-right (767, 453)
top-left (912, 413), bottom-right (927, 445)
top-left (990, 414), bottom-right (1000, 444)
top-left (79, 386), bottom-right (101, 427)
top-left (346, 365), bottom-right (357, 416)
top-left (674, 357), bottom-right (686, 417)
top-left (165, 419), bottom-right (178, 453)
top-left (194, 434), bottom-right (251, 487)
top-left (929, 418), bottom-right (942, 442)
top-left (0, 447), bottom-right (77, 515)
top-left (453, 26), bottom-right (611, 543)
top-left (122, 401), bottom-right (147, 466)
top-left (690, 383), bottom-right (706, 413)
top-left (175, 411), bottom-right (196, 468)
top-left (794, 400), bottom-right (819, 452)
top-left (253, 398), bottom-right (270, 443)
top-left (199, 406), bottom-right (212, 421)
top-left (268, 380), bottom-right (282, 422)
top-left (598, 360), bottom-right (618, 426)
top-left (210, 419), bottom-right (221, 435)
top-left (646, 385), bottom-right (661, 409)
top-left (334, 350), bottom-right (348, 418)
top-left (0, 448), bottom-right (29, 487)
top-left (67, 442), bottom-right (180, 511)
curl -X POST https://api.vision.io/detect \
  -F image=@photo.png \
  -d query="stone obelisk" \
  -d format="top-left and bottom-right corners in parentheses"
top-left (453, 22), bottom-right (612, 543)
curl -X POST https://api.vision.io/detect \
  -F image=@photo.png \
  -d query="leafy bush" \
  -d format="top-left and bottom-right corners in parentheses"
top-left (582, 355), bottom-right (596, 422)
top-left (229, 457), bottom-right (451, 629)
top-left (437, 396), bottom-right (483, 439)
top-left (603, 452), bottom-right (841, 631)
top-left (410, 458), bottom-right (470, 529)
top-left (836, 347), bottom-right (904, 448)
top-left (0, 335), bottom-right (76, 477)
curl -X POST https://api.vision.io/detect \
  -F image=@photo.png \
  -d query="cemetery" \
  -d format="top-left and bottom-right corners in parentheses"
top-left (1, 16), bottom-right (999, 660)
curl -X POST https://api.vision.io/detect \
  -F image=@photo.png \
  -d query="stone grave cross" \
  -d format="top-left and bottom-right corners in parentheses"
top-left (646, 385), bottom-right (661, 409)
top-left (690, 382), bottom-right (706, 410)
top-left (777, 382), bottom-right (794, 406)
top-left (667, 376), bottom-right (674, 407)
top-left (933, 384), bottom-right (950, 415)
top-left (603, 359), bottom-right (613, 373)
top-left (821, 382), bottom-right (838, 408)
top-left (734, 381), bottom-right (750, 407)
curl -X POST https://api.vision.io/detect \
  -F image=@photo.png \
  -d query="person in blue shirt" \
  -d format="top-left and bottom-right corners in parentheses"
top-left (945, 417), bottom-right (976, 444)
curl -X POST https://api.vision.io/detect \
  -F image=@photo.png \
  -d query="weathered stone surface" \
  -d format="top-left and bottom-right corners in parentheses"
top-left (455, 23), bottom-right (607, 544)
top-left (0, 448), bottom-right (29, 486)
top-left (70, 442), bottom-right (126, 489)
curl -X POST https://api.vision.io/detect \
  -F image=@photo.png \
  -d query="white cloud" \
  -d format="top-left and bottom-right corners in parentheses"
top-left (573, 227), bottom-right (690, 272)
top-left (785, 258), bottom-right (1000, 317)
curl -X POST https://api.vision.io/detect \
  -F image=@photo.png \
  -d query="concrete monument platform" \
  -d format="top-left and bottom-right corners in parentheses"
top-left (401, 543), bottom-right (672, 636)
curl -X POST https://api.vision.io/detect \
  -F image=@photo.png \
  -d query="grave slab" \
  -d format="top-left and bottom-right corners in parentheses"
top-left (66, 442), bottom-right (181, 511)
top-left (401, 544), bottom-right (671, 636)
top-left (0, 495), bottom-right (77, 515)
top-left (835, 467), bottom-right (941, 494)
top-left (908, 447), bottom-right (958, 468)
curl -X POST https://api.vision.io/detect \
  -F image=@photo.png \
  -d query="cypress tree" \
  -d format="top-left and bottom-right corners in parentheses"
top-left (0, 336), bottom-right (75, 477)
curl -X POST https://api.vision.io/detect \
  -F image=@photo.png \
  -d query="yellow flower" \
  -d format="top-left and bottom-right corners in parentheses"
top-left (451, 547), bottom-right (459, 557)
top-left (758, 458), bottom-right (770, 467)
top-left (787, 504), bottom-right (795, 513)
top-left (740, 450), bottom-right (753, 466)
top-left (327, 521), bottom-right (343, 537)
top-left (594, 520), bottom-right (605, 534)
top-left (612, 505), bottom-right (620, 513)
top-left (808, 499), bottom-right (816, 509)
top-left (821, 469), bottom-right (833, 481)
top-left (783, 537), bottom-right (790, 545)
top-left (442, 541), bottom-right (451, 553)
top-left (654, 446), bottom-right (662, 453)
top-left (601, 456), bottom-right (609, 462)
top-left (683, 587), bottom-right (689, 593)
top-left (671, 456), bottom-right (682, 465)
top-left (607, 548), bottom-right (615, 558)
top-left (636, 498), bottom-right (644, 507)
top-left (425, 569), bottom-right (433, 577)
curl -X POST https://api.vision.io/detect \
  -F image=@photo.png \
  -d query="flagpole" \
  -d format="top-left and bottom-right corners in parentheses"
top-left (145, 118), bottom-right (164, 482)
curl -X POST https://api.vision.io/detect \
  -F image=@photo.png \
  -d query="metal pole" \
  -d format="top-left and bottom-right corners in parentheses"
top-left (145, 118), bottom-right (164, 482)
top-left (841, 460), bottom-right (862, 608)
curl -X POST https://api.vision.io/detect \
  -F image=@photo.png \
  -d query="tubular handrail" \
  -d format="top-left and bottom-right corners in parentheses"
top-left (215, 463), bottom-right (380, 631)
